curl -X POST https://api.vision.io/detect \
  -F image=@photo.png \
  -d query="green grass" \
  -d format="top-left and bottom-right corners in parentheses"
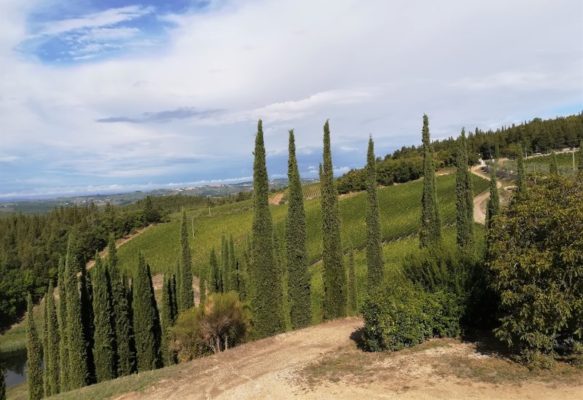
top-left (503, 151), bottom-right (580, 176)
top-left (117, 174), bottom-right (489, 277)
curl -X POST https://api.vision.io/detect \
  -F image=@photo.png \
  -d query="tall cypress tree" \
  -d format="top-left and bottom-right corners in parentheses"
top-left (132, 254), bottom-right (162, 372)
top-left (347, 247), bottom-right (357, 315)
top-left (179, 209), bottom-right (194, 310)
top-left (549, 151), bottom-right (559, 175)
top-left (486, 164), bottom-right (500, 230)
top-left (209, 248), bottom-right (220, 293)
top-left (45, 281), bottom-right (60, 395)
top-left (79, 265), bottom-right (95, 384)
top-left (419, 114), bottom-right (441, 248)
top-left (365, 137), bottom-right (384, 291)
top-left (170, 274), bottom-right (179, 318)
top-left (91, 256), bottom-right (116, 382)
top-left (107, 247), bottom-right (135, 377)
top-left (26, 294), bottom-right (43, 400)
top-left (251, 119), bottom-right (285, 337)
top-left (228, 236), bottom-right (238, 291)
top-left (221, 235), bottom-right (229, 292)
top-left (161, 275), bottom-right (176, 366)
top-left (286, 130), bottom-right (311, 329)
top-left (107, 234), bottom-right (118, 269)
top-left (42, 295), bottom-right (49, 397)
top-left (65, 243), bottom-right (89, 390)
top-left (320, 120), bottom-right (347, 320)
top-left (57, 257), bottom-right (69, 391)
top-left (517, 145), bottom-right (527, 195)
top-left (199, 270), bottom-right (207, 306)
top-left (455, 129), bottom-right (474, 248)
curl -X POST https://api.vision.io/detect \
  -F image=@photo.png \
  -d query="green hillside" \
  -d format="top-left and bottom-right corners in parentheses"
top-left (117, 174), bottom-right (489, 275)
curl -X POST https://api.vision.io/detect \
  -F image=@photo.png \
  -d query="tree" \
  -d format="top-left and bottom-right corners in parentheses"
top-left (57, 257), bottom-right (69, 391)
top-left (161, 274), bottom-right (176, 366)
top-left (0, 364), bottom-right (5, 400)
top-left (347, 247), bottom-right (357, 315)
top-left (199, 270), bottom-right (207, 306)
top-left (45, 281), bottom-right (60, 395)
top-left (228, 236), bottom-right (238, 291)
top-left (486, 164), bottom-right (500, 230)
top-left (365, 137), bottom-right (384, 291)
top-left (209, 248), bottom-right (220, 294)
top-left (549, 151), bottom-right (559, 175)
top-left (107, 234), bottom-right (118, 269)
top-left (132, 253), bottom-right (162, 372)
top-left (79, 264), bottom-right (95, 384)
top-left (91, 256), bottom-right (116, 382)
top-left (250, 119), bottom-right (285, 337)
top-left (26, 294), bottom-right (43, 400)
top-left (65, 239), bottom-right (89, 389)
top-left (179, 209), bottom-right (194, 311)
top-left (455, 129), bottom-right (474, 248)
top-left (320, 120), bottom-right (347, 319)
top-left (419, 114), bottom-right (442, 248)
top-left (286, 130), bottom-right (311, 329)
top-left (516, 145), bottom-right (527, 195)
top-left (221, 235), bottom-right (230, 292)
top-left (578, 140), bottom-right (583, 174)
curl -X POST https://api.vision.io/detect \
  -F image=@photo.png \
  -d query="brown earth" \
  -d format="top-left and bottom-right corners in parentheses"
top-left (110, 318), bottom-right (583, 400)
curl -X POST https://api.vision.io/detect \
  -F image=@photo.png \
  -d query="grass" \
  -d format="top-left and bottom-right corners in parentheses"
top-left (503, 151), bottom-right (580, 176)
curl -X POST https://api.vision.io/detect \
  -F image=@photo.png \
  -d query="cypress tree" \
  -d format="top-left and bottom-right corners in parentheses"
top-left (175, 260), bottom-right (182, 310)
top-left (517, 145), bottom-right (527, 195)
top-left (221, 235), bottom-right (229, 292)
top-left (286, 130), bottom-right (311, 329)
top-left (549, 151), bottom-right (559, 175)
top-left (26, 294), bottom-right (43, 400)
top-left (132, 253), bottom-right (162, 372)
top-left (486, 164), bottom-right (500, 230)
top-left (170, 274), bottom-right (179, 319)
top-left (365, 137), bottom-right (384, 291)
top-left (199, 271), bottom-right (207, 306)
top-left (65, 242), bottom-right (89, 389)
top-left (228, 235), bottom-right (238, 291)
top-left (45, 281), bottom-right (60, 395)
top-left (79, 265), bottom-right (95, 384)
top-left (347, 247), bottom-right (357, 315)
top-left (179, 209), bottom-right (194, 310)
top-left (91, 256), bottom-right (116, 382)
top-left (161, 275), bottom-right (176, 366)
top-left (209, 248), bottom-right (220, 293)
top-left (251, 119), bottom-right (285, 337)
top-left (42, 295), bottom-right (49, 397)
top-left (320, 120), bottom-right (347, 320)
top-left (57, 257), bottom-right (69, 391)
top-left (455, 129), bottom-right (474, 248)
top-left (107, 234), bottom-right (118, 269)
top-left (419, 114), bottom-right (442, 248)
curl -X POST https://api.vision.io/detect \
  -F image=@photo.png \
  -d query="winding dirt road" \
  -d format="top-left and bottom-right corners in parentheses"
top-left (471, 160), bottom-right (502, 225)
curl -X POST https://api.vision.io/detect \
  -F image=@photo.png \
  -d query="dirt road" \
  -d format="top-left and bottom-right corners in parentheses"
top-left (470, 160), bottom-right (502, 225)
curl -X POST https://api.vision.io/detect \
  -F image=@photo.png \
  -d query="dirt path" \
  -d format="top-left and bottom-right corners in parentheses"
top-left (471, 160), bottom-right (502, 225)
top-left (110, 318), bottom-right (582, 400)
top-left (86, 225), bottom-right (154, 270)
top-left (269, 192), bottom-right (285, 205)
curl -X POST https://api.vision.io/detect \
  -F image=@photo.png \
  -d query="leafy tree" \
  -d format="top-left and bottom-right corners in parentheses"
top-left (489, 176), bottom-right (583, 365)
top-left (64, 239), bottom-right (89, 389)
top-left (57, 257), bottom-right (69, 391)
top-left (91, 256), bottom-right (116, 382)
top-left (455, 129), bottom-right (473, 248)
top-left (486, 165), bottom-right (500, 230)
top-left (347, 248), bottom-right (357, 315)
top-left (132, 253), bottom-right (162, 372)
top-left (549, 151), bottom-right (559, 175)
top-left (161, 274), bottom-right (176, 366)
top-left (45, 281), bottom-right (60, 395)
top-left (179, 209), bottom-right (194, 311)
top-left (419, 114), bottom-right (442, 248)
top-left (286, 130), bottom-right (311, 329)
top-left (26, 294), bottom-right (43, 400)
top-left (366, 137), bottom-right (384, 291)
top-left (250, 120), bottom-right (285, 337)
top-left (320, 120), bottom-right (347, 320)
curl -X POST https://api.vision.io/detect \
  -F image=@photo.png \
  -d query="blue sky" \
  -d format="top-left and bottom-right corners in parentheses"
top-left (0, 0), bottom-right (582, 199)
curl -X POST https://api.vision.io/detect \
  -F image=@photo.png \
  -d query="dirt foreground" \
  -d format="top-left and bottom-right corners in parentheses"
top-left (112, 318), bottom-right (583, 400)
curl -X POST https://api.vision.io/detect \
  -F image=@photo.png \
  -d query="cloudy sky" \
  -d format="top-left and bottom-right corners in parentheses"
top-left (0, 0), bottom-right (582, 199)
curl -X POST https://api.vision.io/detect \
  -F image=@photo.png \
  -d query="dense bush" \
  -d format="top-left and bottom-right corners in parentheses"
top-left (488, 176), bottom-right (583, 366)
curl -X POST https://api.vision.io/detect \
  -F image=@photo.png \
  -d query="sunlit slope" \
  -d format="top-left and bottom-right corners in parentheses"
top-left (117, 174), bottom-right (489, 275)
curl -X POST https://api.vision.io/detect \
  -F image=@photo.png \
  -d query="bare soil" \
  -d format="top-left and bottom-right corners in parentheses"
top-left (111, 318), bottom-right (583, 400)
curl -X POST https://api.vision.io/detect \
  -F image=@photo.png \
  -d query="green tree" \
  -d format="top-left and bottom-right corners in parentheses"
top-left (79, 265), bottom-right (95, 384)
top-left (65, 240), bottom-right (89, 389)
top-left (365, 137), bottom-right (384, 291)
top-left (228, 235), bottom-right (238, 291)
top-left (199, 270), bottom-right (207, 306)
top-left (26, 294), bottom-right (43, 400)
top-left (486, 164), bottom-right (500, 230)
top-left (91, 256), bottom-right (116, 382)
top-left (0, 365), bottom-right (5, 400)
top-left (45, 281), bottom-right (60, 395)
top-left (549, 151), bottom-right (559, 175)
top-left (251, 119), bottom-right (285, 337)
top-left (516, 145), bottom-right (527, 195)
top-left (107, 234), bottom-right (118, 270)
top-left (209, 248), bottom-right (220, 293)
top-left (132, 253), bottom-right (162, 372)
top-left (578, 140), bottom-right (583, 174)
top-left (419, 114), bottom-right (442, 248)
top-left (161, 274), bottom-right (176, 366)
top-left (320, 120), bottom-right (347, 320)
top-left (347, 248), bottom-right (357, 315)
top-left (179, 209), bottom-right (194, 311)
top-left (57, 257), bottom-right (69, 391)
top-left (221, 235), bottom-right (230, 292)
top-left (455, 129), bottom-right (474, 248)
top-left (286, 130), bottom-right (311, 329)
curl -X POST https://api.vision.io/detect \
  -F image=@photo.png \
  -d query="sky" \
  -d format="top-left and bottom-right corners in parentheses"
top-left (0, 0), bottom-right (582, 199)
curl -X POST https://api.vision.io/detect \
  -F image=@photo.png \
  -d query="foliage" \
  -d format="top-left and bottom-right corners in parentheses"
top-left (455, 129), bottom-right (473, 248)
top-left (365, 137), bottom-right (384, 291)
top-left (488, 176), bottom-right (583, 366)
top-left (44, 281), bottom-right (60, 395)
top-left (57, 257), bottom-right (69, 391)
top-left (486, 164), bottom-right (500, 231)
top-left (0, 364), bottom-right (4, 400)
top-left (170, 292), bottom-right (250, 361)
top-left (420, 115), bottom-right (442, 248)
top-left (516, 145), bottom-right (526, 195)
top-left (320, 121), bottom-right (347, 320)
top-left (250, 120), bottom-right (284, 337)
top-left (91, 257), bottom-right (116, 382)
top-left (347, 248), bottom-right (357, 315)
top-left (161, 274), bottom-right (177, 366)
top-left (25, 294), bottom-right (43, 400)
top-left (178, 209), bottom-right (194, 311)
top-left (286, 130), bottom-right (311, 329)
